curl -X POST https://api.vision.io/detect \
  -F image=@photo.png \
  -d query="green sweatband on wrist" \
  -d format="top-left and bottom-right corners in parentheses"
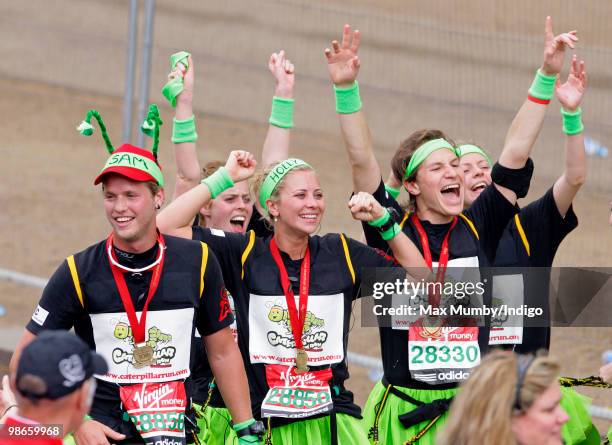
top-left (334, 81), bottom-right (362, 114)
top-left (528, 69), bottom-right (556, 101)
top-left (380, 222), bottom-right (401, 241)
top-left (201, 166), bottom-right (234, 199)
top-left (232, 418), bottom-right (256, 432)
top-left (368, 208), bottom-right (391, 228)
top-left (172, 115), bottom-right (198, 143)
top-left (268, 96), bottom-right (294, 128)
top-left (561, 107), bottom-right (584, 135)
top-left (385, 184), bottom-right (401, 200)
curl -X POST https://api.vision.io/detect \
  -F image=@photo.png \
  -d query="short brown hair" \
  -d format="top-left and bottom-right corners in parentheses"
top-left (201, 160), bottom-right (225, 179)
top-left (391, 129), bottom-right (454, 211)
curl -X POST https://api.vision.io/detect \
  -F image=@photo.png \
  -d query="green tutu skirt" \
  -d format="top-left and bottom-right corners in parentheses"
top-left (192, 403), bottom-right (237, 445)
top-left (361, 380), bottom-right (457, 445)
top-left (560, 387), bottom-right (599, 445)
top-left (267, 413), bottom-right (368, 445)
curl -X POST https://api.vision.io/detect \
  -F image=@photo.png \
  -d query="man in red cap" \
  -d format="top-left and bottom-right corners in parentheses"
top-left (10, 108), bottom-right (262, 445)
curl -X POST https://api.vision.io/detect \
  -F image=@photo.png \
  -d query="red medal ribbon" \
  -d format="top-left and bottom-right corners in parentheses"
top-left (269, 237), bottom-right (310, 352)
top-left (106, 233), bottom-right (165, 345)
top-left (411, 214), bottom-right (458, 308)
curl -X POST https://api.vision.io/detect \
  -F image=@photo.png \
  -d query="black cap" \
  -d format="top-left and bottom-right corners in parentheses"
top-left (16, 330), bottom-right (108, 400)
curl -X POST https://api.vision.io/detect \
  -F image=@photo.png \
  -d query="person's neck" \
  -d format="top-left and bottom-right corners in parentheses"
top-left (274, 227), bottom-right (309, 260)
top-left (16, 406), bottom-right (71, 438)
top-left (415, 206), bottom-right (454, 225)
top-left (112, 229), bottom-right (158, 254)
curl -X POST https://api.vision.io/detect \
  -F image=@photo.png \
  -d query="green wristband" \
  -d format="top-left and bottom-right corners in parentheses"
top-left (334, 81), bottom-right (362, 114)
top-left (232, 418), bottom-right (255, 432)
top-left (269, 96), bottom-right (294, 128)
top-left (561, 107), bottom-right (584, 135)
top-left (368, 208), bottom-right (391, 228)
top-left (172, 115), bottom-right (198, 143)
top-left (201, 166), bottom-right (234, 198)
top-left (385, 184), bottom-right (401, 200)
top-left (380, 222), bottom-right (401, 241)
top-left (528, 69), bottom-right (556, 101)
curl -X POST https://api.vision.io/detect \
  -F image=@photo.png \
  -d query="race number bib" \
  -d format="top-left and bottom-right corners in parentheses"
top-left (488, 274), bottom-right (524, 346)
top-left (120, 381), bottom-right (187, 445)
top-left (408, 325), bottom-right (480, 384)
top-left (91, 308), bottom-right (193, 384)
top-left (248, 293), bottom-right (344, 367)
top-left (261, 365), bottom-right (333, 419)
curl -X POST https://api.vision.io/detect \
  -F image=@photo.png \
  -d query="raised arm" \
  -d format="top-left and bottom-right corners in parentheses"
top-left (157, 150), bottom-right (257, 239)
top-left (261, 50), bottom-right (295, 167)
top-left (552, 56), bottom-right (587, 217)
top-left (170, 55), bottom-right (202, 201)
top-left (349, 192), bottom-right (429, 278)
top-left (325, 24), bottom-right (382, 194)
top-left (496, 17), bottom-right (577, 203)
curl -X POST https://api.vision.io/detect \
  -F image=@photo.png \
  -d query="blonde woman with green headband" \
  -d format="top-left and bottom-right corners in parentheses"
top-left (325, 18), bottom-right (577, 445)
top-left (158, 150), bottom-right (428, 444)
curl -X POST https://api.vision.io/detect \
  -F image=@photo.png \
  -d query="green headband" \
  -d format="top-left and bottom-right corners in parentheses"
top-left (404, 138), bottom-right (457, 179)
top-left (457, 144), bottom-right (493, 166)
top-left (101, 151), bottom-right (165, 187)
top-left (259, 158), bottom-right (312, 211)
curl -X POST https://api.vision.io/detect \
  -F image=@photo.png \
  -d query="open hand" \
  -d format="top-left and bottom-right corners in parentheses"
top-left (555, 55), bottom-right (587, 112)
top-left (325, 24), bottom-right (361, 87)
top-left (268, 50), bottom-right (295, 98)
top-left (541, 16), bottom-right (578, 76)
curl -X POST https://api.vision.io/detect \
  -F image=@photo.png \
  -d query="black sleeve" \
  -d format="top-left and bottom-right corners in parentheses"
top-left (26, 261), bottom-right (84, 334)
top-left (345, 236), bottom-right (400, 292)
top-left (361, 179), bottom-right (405, 251)
top-left (192, 226), bottom-right (247, 270)
top-left (247, 206), bottom-right (273, 238)
top-left (196, 249), bottom-right (234, 336)
top-left (464, 184), bottom-right (518, 263)
top-left (517, 187), bottom-right (578, 265)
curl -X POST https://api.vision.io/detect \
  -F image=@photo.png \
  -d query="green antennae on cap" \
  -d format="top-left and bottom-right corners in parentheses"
top-left (141, 104), bottom-right (163, 161)
top-left (77, 110), bottom-right (114, 154)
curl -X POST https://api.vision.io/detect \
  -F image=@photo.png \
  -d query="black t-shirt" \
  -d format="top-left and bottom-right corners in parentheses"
top-left (192, 227), bottom-right (396, 424)
top-left (26, 235), bottom-right (232, 439)
top-left (491, 187), bottom-right (578, 353)
top-left (191, 204), bottom-right (273, 406)
top-left (362, 179), bottom-right (517, 388)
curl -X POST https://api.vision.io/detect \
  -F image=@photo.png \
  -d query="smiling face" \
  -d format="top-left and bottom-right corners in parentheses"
top-left (404, 149), bottom-right (464, 223)
top-left (460, 152), bottom-right (492, 207)
top-left (201, 180), bottom-right (254, 233)
top-left (267, 169), bottom-right (325, 237)
top-left (102, 174), bottom-right (163, 252)
top-left (511, 382), bottom-right (568, 445)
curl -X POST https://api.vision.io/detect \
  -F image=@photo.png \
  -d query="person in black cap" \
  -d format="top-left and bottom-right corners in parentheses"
top-left (0, 330), bottom-right (107, 445)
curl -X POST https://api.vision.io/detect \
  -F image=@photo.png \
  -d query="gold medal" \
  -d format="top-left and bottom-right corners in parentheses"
top-left (295, 348), bottom-right (309, 374)
top-left (133, 344), bottom-right (155, 368)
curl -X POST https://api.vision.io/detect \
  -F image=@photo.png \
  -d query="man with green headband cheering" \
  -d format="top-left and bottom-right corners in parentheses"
top-left (325, 18), bottom-right (577, 445)
top-left (10, 108), bottom-right (261, 445)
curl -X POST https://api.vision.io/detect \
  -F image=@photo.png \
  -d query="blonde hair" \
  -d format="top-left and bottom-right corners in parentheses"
top-left (251, 160), bottom-right (315, 224)
top-left (437, 352), bottom-right (560, 445)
